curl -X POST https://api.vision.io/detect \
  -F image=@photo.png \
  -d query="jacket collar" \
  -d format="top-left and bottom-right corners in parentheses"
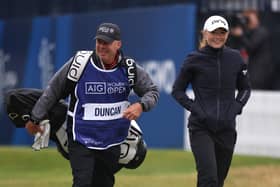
top-left (200, 45), bottom-right (224, 55)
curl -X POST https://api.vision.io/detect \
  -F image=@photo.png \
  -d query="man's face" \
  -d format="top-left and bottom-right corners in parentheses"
top-left (95, 39), bottom-right (121, 64)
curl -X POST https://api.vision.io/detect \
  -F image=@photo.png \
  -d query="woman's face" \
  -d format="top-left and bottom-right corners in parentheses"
top-left (205, 28), bottom-right (229, 49)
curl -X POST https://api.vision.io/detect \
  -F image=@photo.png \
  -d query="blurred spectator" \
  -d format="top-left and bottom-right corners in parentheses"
top-left (229, 9), bottom-right (273, 90)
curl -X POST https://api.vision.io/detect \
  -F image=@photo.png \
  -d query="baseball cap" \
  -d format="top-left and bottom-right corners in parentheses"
top-left (95, 23), bottom-right (121, 43)
top-left (203, 15), bottom-right (229, 32)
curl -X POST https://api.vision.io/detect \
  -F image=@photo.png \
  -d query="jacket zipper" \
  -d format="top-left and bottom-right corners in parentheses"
top-left (217, 52), bottom-right (221, 125)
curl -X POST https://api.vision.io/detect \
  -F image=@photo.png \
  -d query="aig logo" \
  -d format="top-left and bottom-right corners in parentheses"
top-left (85, 82), bottom-right (127, 95)
top-left (85, 82), bottom-right (106, 94)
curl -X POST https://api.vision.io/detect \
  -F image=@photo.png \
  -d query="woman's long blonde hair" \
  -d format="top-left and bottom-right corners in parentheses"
top-left (199, 30), bottom-right (207, 49)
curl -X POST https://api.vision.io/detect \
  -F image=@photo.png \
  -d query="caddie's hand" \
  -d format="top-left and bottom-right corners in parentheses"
top-left (123, 102), bottom-right (143, 120)
top-left (32, 120), bottom-right (50, 151)
top-left (25, 120), bottom-right (43, 135)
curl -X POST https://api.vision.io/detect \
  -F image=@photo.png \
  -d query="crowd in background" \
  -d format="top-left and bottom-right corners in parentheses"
top-left (228, 9), bottom-right (274, 90)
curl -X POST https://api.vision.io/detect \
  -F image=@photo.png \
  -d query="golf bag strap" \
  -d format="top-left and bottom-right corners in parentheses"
top-left (67, 50), bottom-right (137, 88)
top-left (67, 51), bottom-right (93, 82)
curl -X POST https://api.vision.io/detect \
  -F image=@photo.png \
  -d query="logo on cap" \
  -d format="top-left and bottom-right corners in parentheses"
top-left (95, 23), bottom-right (121, 43)
top-left (211, 19), bottom-right (227, 26)
top-left (98, 26), bottom-right (115, 34)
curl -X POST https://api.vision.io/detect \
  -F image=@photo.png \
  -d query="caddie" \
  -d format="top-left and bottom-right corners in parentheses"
top-left (5, 88), bottom-right (147, 171)
top-left (24, 22), bottom-right (159, 187)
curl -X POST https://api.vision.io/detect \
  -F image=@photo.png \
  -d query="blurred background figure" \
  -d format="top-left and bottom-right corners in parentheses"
top-left (229, 9), bottom-right (274, 90)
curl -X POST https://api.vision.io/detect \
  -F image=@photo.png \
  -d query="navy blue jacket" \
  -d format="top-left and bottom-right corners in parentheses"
top-left (172, 45), bottom-right (251, 131)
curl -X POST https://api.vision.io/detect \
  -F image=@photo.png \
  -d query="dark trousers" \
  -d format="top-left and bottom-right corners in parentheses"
top-left (189, 129), bottom-right (237, 187)
top-left (68, 134), bottom-right (120, 187)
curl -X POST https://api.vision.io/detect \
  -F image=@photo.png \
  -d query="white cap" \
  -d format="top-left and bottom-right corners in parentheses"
top-left (203, 15), bottom-right (229, 32)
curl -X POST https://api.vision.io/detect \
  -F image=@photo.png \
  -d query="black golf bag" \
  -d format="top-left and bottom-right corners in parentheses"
top-left (4, 88), bottom-right (147, 169)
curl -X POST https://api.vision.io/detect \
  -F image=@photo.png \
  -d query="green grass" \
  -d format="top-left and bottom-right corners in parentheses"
top-left (1, 146), bottom-right (280, 187)
top-left (0, 146), bottom-right (71, 187)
